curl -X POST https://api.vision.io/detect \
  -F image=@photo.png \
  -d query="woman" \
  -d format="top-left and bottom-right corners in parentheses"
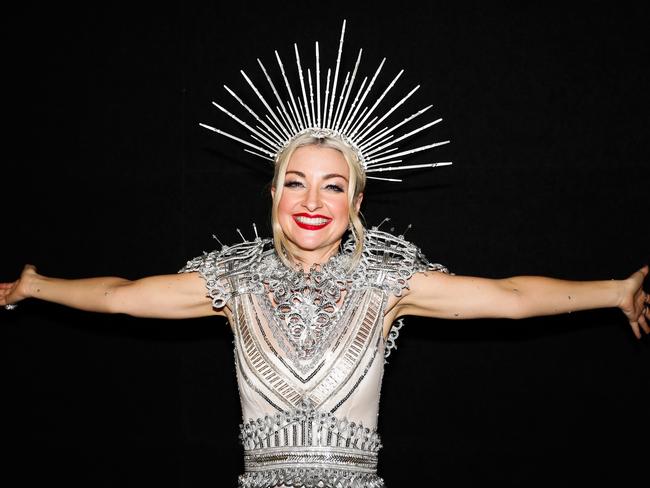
top-left (2, 131), bottom-right (649, 487)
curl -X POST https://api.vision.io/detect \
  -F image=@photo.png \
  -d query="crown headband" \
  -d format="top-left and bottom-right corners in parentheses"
top-left (201, 20), bottom-right (452, 182)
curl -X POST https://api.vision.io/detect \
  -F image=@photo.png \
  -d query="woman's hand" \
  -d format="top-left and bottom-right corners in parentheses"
top-left (1, 264), bottom-right (38, 308)
top-left (617, 265), bottom-right (650, 339)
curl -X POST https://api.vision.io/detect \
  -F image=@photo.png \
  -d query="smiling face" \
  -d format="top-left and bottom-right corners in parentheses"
top-left (272, 144), bottom-right (363, 260)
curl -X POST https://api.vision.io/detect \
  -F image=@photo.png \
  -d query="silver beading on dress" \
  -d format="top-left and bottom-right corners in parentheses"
top-left (5, 304), bottom-right (18, 310)
top-left (201, 20), bottom-right (453, 182)
top-left (179, 225), bottom-right (450, 487)
top-left (238, 402), bottom-right (384, 487)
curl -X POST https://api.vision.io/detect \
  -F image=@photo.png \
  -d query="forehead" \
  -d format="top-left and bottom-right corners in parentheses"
top-left (286, 145), bottom-right (349, 178)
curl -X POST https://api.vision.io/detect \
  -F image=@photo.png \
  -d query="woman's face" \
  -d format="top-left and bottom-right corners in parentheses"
top-left (272, 144), bottom-right (362, 255)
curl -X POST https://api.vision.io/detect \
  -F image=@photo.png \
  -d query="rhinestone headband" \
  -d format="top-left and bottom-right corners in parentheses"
top-left (201, 20), bottom-right (452, 182)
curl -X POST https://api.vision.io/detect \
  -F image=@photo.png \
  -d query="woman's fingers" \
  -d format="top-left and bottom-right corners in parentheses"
top-left (639, 264), bottom-right (649, 279)
top-left (631, 321), bottom-right (641, 339)
top-left (0, 280), bottom-right (18, 306)
top-left (639, 314), bottom-right (650, 335)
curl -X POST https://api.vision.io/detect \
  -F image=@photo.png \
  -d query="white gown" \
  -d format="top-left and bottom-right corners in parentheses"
top-left (179, 227), bottom-right (449, 488)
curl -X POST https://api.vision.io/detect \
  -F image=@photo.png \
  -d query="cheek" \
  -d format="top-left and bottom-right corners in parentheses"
top-left (277, 193), bottom-right (295, 215)
top-left (329, 195), bottom-right (351, 219)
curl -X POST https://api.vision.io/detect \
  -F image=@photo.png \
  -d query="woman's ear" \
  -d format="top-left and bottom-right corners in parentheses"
top-left (354, 192), bottom-right (364, 213)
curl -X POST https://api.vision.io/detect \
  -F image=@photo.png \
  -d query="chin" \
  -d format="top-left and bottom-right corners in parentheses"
top-left (290, 232), bottom-right (336, 250)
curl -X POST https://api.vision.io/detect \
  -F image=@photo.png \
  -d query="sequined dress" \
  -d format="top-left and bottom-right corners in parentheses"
top-left (178, 228), bottom-right (449, 487)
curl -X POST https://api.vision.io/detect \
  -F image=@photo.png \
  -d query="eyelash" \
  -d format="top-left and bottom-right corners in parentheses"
top-left (327, 184), bottom-right (344, 193)
top-left (284, 181), bottom-right (303, 190)
top-left (284, 181), bottom-right (344, 193)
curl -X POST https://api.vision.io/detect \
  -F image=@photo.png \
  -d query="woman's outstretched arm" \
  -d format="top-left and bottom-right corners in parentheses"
top-left (396, 265), bottom-right (650, 338)
top-left (0, 264), bottom-right (220, 319)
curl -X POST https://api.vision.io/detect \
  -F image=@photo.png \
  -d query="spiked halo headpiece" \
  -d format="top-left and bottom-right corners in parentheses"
top-left (201, 20), bottom-right (452, 182)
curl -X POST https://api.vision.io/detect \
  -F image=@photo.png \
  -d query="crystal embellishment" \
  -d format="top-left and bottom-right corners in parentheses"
top-left (178, 227), bottom-right (450, 361)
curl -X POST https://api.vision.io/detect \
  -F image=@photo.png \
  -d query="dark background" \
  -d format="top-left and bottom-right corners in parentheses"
top-left (3, 2), bottom-right (649, 487)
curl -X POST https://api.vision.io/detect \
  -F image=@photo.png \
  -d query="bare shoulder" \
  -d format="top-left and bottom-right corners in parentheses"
top-left (407, 268), bottom-right (455, 290)
top-left (390, 269), bottom-right (451, 312)
top-left (171, 271), bottom-right (228, 317)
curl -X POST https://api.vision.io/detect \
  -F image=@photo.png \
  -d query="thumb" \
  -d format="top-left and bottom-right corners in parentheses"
top-left (640, 264), bottom-right (649, 276)
top-left (22, 264), bottom-right (38, 276)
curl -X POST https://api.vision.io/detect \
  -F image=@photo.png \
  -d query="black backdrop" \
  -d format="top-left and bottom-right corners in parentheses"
top-left (4, 2), bottom-right (650, 487)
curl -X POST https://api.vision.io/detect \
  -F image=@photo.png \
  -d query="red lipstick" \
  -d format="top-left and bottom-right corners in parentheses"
top-left (292, 213), bottom-right (332, 230)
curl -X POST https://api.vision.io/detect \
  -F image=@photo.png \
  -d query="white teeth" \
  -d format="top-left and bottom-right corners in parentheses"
top-left (294, 216), bottom-right (331, 225)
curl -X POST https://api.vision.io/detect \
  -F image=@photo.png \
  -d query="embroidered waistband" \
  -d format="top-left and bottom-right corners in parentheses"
top-left (239, 405), bottom-right (383, 453)
top-left (239, 406), bottom-right (385, 486)
top-left (238, 467), bottom-right (385, 488)
top-left (244, 446), bottom-right (378, 473)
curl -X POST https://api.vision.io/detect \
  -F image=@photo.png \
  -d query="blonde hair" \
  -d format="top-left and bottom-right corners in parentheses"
top-left (271, 133), bottom-right (366, 269)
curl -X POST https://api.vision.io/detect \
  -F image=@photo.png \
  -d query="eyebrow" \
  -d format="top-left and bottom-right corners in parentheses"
top-left (286, 170), bottom-right (349, 182)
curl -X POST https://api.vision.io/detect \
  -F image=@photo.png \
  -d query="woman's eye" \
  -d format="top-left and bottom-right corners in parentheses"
top-left (326, 184), bottom-right (344, 192)
top-left (284, 181), bottom-right (303, 188)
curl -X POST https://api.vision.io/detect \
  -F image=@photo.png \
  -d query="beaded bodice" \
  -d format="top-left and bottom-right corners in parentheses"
top-left (178, 228), bottom-right (449, 487)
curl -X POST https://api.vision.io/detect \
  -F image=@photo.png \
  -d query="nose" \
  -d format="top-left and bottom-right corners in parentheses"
top-left (301, 185), bottom-right (322, 212)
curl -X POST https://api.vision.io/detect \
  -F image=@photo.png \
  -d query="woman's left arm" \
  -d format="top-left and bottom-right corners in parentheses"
top-left (396, 265), bottom-right (650, 339)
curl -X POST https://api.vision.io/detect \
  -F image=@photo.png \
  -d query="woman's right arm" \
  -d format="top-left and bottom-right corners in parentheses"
top-left (1, 264), bottom-right (221, 319)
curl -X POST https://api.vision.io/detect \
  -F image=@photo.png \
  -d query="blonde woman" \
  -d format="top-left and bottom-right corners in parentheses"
top-left (2, 132), bottom-right (648, 487)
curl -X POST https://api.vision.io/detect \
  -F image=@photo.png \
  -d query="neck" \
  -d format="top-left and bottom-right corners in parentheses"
top-left (284, 240), bottom-right (342, 272)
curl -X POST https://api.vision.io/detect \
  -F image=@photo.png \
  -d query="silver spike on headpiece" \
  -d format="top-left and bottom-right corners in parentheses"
top-left (201, 20), bottom-right (452, 182)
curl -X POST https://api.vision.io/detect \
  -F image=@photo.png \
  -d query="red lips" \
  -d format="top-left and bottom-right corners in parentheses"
top-left (292, 213), bottom-right (332, 230)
